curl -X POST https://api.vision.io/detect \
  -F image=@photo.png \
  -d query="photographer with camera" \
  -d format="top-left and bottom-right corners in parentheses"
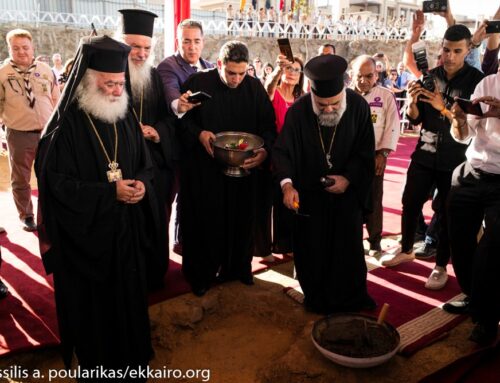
top-left (381, 25), bottom-right (484, 292)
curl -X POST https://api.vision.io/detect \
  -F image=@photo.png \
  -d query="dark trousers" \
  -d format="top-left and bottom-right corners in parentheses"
top-left (401, 161), bottom-right (452, 267)
top-left (448, 162), bottom-right (500, 325)
top-left (365, 174), bottom-right (384, 250)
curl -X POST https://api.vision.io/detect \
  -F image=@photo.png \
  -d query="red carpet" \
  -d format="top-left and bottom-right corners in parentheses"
top-left (284, 255), bottom-right (467, 356)
top-left (380, 135), bottom-right (433, 236)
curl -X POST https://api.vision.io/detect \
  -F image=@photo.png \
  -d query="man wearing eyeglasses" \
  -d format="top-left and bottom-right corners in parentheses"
top-left (0, 28), bottom-right (60, 232)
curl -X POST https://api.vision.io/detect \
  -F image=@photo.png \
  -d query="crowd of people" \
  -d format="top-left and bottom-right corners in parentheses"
top-left (225, 4), bottom-right (420, 39)
top-left (0, 0), bottom-right (499, 378)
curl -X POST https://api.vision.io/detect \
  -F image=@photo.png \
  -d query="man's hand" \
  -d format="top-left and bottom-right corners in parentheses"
top-left (418, 81), bottom-right (446, 112)
top-left (241, 148), bottom-right (267, 169)
top-left (324, 175), bottom-right (350, 194)
top-left (141, 124), bottom-right (160, 143)
top-left (116, 179), bottom-right (144, 204)
top-left (375, 153), bottom-right (388, 176)
top-left (407, 81), bottom-right (425, 106)
top-left (434, 0), bottom-right (454, 27)
top-left (282, 183), bottom-right (299, 210)
top-left (411, 10), bottom-right (425, 42)
top-left (473, 96), bottom-right (500, 118)
top-left (177, 91), bottom-right (200, 114)
top-left (199, 130), bottom-right (216, 157)
top-left (471, 21), bottom-right (489, 47)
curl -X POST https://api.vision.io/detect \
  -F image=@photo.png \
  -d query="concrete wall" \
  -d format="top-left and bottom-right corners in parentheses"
top-left (0, 23), bottom-right (441, 70)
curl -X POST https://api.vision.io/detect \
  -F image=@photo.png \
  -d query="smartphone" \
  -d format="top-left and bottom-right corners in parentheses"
top-left (187, 91), bottom-right (212, 103)
top-left (455, 98), bottom-right (483, 117)
top-left (486, 20), bottom-right (500, 34)
top-left (277, 38), bottom-right (294, 63)
top-left (422, 0), bottom-right (447, 13)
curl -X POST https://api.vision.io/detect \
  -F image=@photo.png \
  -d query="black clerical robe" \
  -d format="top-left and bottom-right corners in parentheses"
top-left (179, 68), bottom-right (276, 290)
top-left (133, 67), bottom-right (176, 289)
top-left (35, 101), bottom-right (154, 373)
top-left (273, 90), bottom-right (375, 314)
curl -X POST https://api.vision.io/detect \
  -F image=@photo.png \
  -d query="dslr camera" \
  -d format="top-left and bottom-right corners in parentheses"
top-left (422, 0), bottom-right (447, 13)
top-left (412, 41), bottom-right (435, 94)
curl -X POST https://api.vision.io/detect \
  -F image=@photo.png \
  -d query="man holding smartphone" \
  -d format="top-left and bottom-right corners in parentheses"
top-left (445, 76), bottom-right (500, 345)
top-left (380, 25), bottom-right (484, 293)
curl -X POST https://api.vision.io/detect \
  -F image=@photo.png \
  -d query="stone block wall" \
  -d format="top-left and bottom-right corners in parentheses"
top-left (0, 23), bottom-right (441, 71)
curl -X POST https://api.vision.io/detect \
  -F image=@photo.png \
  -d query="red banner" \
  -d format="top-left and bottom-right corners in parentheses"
top-left (173, 0), bottom-right (191, 50)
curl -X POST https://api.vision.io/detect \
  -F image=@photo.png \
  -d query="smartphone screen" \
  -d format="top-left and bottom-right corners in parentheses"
top-left (456, 98), bottom-right (483, 117)
top-left (187, 91), bottom-right (211, 103)
top-left (277, 38), bottom-right (294, 63)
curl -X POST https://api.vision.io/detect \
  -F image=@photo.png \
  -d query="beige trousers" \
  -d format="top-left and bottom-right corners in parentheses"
top-left (5, 128), bottom-right (41, 221)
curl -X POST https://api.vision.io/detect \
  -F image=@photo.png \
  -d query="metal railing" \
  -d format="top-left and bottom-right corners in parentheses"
top-left (0, 9), bottom-right (432, 41)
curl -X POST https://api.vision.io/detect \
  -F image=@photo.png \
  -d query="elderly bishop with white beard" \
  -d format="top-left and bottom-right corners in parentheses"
top-left (273, 55), bottom-right (376, 315)
top-left (35, 36), bottom-right (155, 377)
top-left (117, 9), bottom-right (176, 290)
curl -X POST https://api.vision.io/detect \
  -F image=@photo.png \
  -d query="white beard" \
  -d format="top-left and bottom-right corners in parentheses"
top-left (75, 70), bottom-right (129, 124)
top-left (128, 58), bottom-right (153, 103)
top-left (312, 91), bottom-right (347, 127)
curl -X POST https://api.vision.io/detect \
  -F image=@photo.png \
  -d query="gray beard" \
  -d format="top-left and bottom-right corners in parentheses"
top-left (128, 59), bottom-right (153, 104)
top-left (312, 91), bottom-right (347, 127)
top-left (75, 71), bottom-right (129, 124)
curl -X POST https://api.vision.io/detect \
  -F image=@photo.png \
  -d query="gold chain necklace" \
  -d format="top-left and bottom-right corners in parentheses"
top-left (85, 112), bottom-right (122, 182)
top-left (316, 117), bottom-right (337, 170)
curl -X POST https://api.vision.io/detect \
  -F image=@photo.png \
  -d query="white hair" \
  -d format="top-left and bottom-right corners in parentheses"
top-left (311, 89), bottom-right (347, 127)
top-left (75, 69), bottom-right (129, 124)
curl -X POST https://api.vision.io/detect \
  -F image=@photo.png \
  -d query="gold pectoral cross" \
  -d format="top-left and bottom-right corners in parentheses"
top-left (106, 161), bottom-right (123, 182)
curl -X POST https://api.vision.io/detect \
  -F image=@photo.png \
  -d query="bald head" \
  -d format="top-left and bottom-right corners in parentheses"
top-left (351, 55), bottom-right (378, 95)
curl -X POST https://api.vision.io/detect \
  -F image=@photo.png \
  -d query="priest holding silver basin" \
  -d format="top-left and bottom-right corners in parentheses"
top-left (178, 40), bottom-right (276, 296)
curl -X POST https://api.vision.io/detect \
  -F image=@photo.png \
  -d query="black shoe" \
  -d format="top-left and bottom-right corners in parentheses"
top-left (415, 244), bottom-right (437, 260)
top-left (22, 217), bottom-right (37, 232)
top-left (239, 274), bottom-right (254, 286)
top-left (0, 279), bottom-right (8, 299)
top-left (469, 322), bottom-right (498, 346)
top-left (443, 297), bottom-right (470, 314)
top-left (191, 284), bottom-right (209, 297)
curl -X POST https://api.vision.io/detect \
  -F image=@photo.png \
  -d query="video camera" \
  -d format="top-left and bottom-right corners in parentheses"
top-left (412, 41), bottom-right (435, 94)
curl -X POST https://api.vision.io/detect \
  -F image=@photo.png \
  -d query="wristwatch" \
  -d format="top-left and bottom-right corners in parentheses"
top-left (377, 150), bottom-right (390, 158)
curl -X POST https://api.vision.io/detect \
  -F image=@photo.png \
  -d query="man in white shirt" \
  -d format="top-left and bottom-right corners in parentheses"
top-left (443, 73), bottom-right (500, 345)
top-left (351, 55), bottom-right (400, 257)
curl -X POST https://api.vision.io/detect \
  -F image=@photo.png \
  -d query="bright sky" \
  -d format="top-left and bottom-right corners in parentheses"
top-left (450, 0), bottom-right (498, 20)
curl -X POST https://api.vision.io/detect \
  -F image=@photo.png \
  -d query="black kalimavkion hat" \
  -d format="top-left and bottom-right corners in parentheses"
top-left (304, 54), bottom-right (348, 97)
top-left (119, 9), bottom-right (158, 38)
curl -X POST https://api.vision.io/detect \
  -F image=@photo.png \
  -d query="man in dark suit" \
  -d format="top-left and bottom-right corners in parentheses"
top-left (157, 19), bottom-right (213, 255)
top-left (158, 19), bottom-right (213, 118)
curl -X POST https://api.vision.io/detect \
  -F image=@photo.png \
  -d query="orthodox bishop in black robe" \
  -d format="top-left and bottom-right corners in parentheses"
top-left (273, 55), bottom-right (375, 314)
top-left (121, 8), bottom-right (176, 289)
top-left (35, 36), bottom-right (154, 378)
top-left (178, 43), bottom-right (276, 295)
top-left (131, 65), bottom-right (176, 289)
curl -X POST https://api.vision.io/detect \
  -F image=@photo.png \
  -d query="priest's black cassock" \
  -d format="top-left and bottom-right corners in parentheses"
top-left (273, 90), bottom-right (375, 314)
top-left (36, 101), bottom-right (155, 373)
top-left (133, 66), bottom-right (176, 289)
top-left (179, 68), bottom-right (276, 290)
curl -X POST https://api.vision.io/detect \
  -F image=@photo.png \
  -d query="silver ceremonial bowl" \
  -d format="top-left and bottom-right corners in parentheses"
top-left (212, 131), bottom-right (264, 177)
